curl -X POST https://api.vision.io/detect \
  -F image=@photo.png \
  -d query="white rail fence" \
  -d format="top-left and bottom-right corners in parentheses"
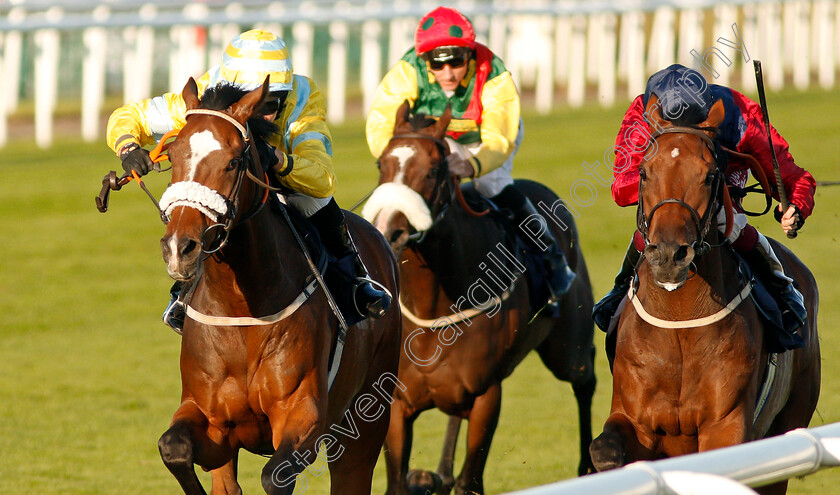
top-left (0, 0), bottom-right (838, 148)
top-left (505, 422), bottom-right (840, 495)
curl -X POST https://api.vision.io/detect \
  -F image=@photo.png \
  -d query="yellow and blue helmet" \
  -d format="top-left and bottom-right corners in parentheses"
top-left (219, 30), bottom-right (293, 92)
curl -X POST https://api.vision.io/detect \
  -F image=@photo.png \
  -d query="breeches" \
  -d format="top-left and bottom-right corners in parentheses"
top-left (285, 194), bottom-right (333, 217)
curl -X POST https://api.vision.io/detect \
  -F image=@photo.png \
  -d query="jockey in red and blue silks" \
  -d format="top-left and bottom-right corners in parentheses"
top-left (592, 64), bottom-right (815, 337)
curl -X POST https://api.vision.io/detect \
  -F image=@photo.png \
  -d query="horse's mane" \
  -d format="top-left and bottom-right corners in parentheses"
top-left (200, 83), bottom-right (278, 144)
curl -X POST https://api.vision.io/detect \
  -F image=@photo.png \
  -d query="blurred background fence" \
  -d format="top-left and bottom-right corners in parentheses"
top-left (0, 0), bottom-right (838, 148)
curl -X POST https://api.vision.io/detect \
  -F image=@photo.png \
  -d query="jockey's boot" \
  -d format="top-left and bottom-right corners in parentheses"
top-left (309, 198), bottom-right (392, 319)
top-left (740, 232), bottom-right (807, 333)
top-left (493, 185), bottom-right (576, 302)
top-left (591, 240), bottom-right (642, 332)
top-left (162, 281), bottom-right (187, 334)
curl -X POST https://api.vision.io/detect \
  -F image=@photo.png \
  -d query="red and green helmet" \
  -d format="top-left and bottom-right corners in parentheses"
top-left (414, 6), bottom-right (476, 55)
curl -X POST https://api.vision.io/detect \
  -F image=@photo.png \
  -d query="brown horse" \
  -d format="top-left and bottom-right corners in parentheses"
top-left (589, 96), bottom-right (820, 494)
top-left (363, 103), bottom-right (596, 494)
top-left (155, 78), bottom-right (401, 494)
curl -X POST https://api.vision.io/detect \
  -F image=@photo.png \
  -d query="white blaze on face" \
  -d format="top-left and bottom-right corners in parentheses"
top-left (187, 130), bottom-right (222, 181)
top-left (390, 145), bottom-right (416, 185)
top-left (671, 147), bottom-right (680, 158)
top-left (166, 235), bottom-right (182, 275)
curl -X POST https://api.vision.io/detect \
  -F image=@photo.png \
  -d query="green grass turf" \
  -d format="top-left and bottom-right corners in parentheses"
top-left (0, 87), bottom-right (838, 494)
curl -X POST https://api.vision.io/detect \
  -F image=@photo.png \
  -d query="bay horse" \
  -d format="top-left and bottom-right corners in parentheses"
top-left (156, 78), bottom-right (401, 494)
top-left (363, 102), bottom-right (596, 494)
top-left (589, 96), bottom-right (820, 495)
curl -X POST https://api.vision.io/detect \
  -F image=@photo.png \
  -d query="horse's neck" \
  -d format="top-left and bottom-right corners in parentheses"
top-left (198, 210), bottom-right (304, 314)
top-left (638, 245), bottom-right (741, 321)
top-left (400, 214), bottom-right (473, 312)
top-left (401, 210), bottom-right (505, 314)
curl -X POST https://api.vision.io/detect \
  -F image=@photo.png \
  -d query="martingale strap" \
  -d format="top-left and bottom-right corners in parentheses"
top-left (627, 278), bottom-right (754, 329)
top-left (185, 277), bottom-right (318, 326)
top-left (400, 280), bottom-right (516, 328)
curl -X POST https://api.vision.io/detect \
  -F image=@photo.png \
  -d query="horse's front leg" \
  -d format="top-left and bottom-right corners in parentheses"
top-left (454, 382), bottom-right (502, 495)
top-left (384, 398), bottom-right (415, 495)
top-left (437, 415), bottom-right (462, 493)
top-left (260, 394), bottom-right (325, 495)
top-left (590, 412), bottom-right (656, 471)
top-left (698, 407), bottom-right (750, 452)
top-left (159, 401), bottom-right (236, 495)
top-left (210, 454), bottom-right (242, 495)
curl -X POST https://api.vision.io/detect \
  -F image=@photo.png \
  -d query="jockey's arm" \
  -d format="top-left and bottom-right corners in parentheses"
top-left (270, 77), bottom-right (336, 198)
top-left (611, 96), bottom-right (648, 207)
top-left (471, 71), bottom-right (520, 177)
top-left (105, 72), bottom-right (212, 155)
top-left (366, 61), bottom-right (419, 159)
top-left (106, 92), bottom-right (187, 155)
top-left (734, 90), bottom-right (816, 220)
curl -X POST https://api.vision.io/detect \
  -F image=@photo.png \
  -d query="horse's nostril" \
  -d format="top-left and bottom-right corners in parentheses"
top-left (674, 245), bottom-right (689, 263)
top-left (182, 239), bottom-right (198, 257)
top-left (390, 230), bottom-right (404, 244)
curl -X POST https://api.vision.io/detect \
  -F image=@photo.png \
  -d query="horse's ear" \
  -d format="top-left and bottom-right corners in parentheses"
top-left (182, 77), bottom-right (200, 111)
top-left (644, 94), bottom-right (668, 129)
top-left (394, 100), bottom-right (412, 133)
top-left (230, 75), bottom-right (271, 123)
top-left (433, 105), bottom-right (452, 138)
top-left (699, 98), bottom-right (725, 130)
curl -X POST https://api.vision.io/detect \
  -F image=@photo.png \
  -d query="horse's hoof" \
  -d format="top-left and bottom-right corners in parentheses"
top-left (590, 432), bottom-right (625, 472)
top-left (407, 469), bottom-right (443, 494)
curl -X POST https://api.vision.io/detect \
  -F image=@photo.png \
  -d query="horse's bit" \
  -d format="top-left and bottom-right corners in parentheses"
top-left (637, 126), bottom-right (724, 258)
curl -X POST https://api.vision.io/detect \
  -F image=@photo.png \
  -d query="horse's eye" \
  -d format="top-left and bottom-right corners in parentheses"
top-left (705, 171), bottom-right (715, 186)
top-left (639, 167), bottom-right (647, 182)
top-left (227, 157), bottom-right (241, 171)
top-left (426, 169), bottom-right (438, 180)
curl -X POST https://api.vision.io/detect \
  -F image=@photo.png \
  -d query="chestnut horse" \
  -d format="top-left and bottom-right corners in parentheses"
top-left (156, 79), bottom-right (401, 494)
top-left (363, 103), bottom-right (596, 494)
top-left (589, 96), bottom-right (820, 495)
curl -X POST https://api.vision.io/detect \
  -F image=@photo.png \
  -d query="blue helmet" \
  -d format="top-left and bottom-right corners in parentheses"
top-left (643, 64), bottom-right (714, 126)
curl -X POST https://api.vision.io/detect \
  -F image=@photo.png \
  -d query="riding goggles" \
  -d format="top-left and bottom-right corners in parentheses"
top-left (424, 46), bottom-right (472, 71)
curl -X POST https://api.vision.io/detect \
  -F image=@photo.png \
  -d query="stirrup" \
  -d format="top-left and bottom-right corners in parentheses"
top-left (162, 299), bottom-right (186, 335)
top-left (352, 277), bottom-right (392, 319)
top-left (592, 283), bottom-right (630, 332)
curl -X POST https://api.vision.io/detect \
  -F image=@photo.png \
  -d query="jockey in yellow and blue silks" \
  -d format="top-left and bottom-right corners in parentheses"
top-left (106, 29), bottom-right (390, 331)
top-left (365, 6), bottom-right (575, 301)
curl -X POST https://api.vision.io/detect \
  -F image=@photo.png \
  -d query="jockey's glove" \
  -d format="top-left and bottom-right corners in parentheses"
top-left (256, 139), bottom-right (280, 169)
top-left (774, 203), bottom-right (805, 231)
top-left (446, 154), bottom-right (475, 179)
top-left (120, 145), bottom-right (154, 176)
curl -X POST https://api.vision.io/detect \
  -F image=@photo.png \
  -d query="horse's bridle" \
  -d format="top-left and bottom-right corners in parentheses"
top-left (182, 109), bottom-right (271, 255)
top-left (637, 126), bottom-right (724, 257)
top-left (385, 133), bottom-right (454, 242)
top-left (385, 132), bottom-right (490, 243)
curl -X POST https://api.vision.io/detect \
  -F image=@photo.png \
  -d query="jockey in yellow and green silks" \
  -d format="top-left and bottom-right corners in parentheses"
top-left (365, 6), bottom-right (575, 301)
top-left (106, 29), bottom-right (391, 330)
